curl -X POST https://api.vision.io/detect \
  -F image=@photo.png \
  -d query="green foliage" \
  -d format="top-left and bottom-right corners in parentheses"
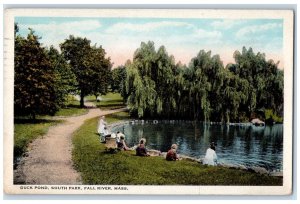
top-left (265, 109), bottom-right (283, 124)
top-left (125, 42), bottom-right (283, 123)
top-left (111, 66), bottom-right (127, 100)
top-left (14, 28), bottom-right (59, 119)
top-left (47, 46), bottom-right (77, 107)
top-left (126, 42), bottom-right (179, 118)
top-left (14, 119), bottom-right (61, 157)
top-left (231, 47), bottom-right (283, 120)
top-left (72, 117), bottom-right (282, 185)
top-left (60, 36), bottom-right (112, 107)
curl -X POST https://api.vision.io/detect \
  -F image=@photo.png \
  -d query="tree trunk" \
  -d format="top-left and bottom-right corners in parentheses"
top-left (80, 90), bottom-right (85, 108)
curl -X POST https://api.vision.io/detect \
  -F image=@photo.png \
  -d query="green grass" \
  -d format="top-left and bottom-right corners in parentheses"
top-left (55, 96), bottom-right (88, 117)
top-left (106, 111), bottom-right (131, 124)
top-left (72, 116), bottom-right (282, 185)
top-left (86, 92), bottom-right (125, 110)
top-left (14, 119), bottom-right (62, 157)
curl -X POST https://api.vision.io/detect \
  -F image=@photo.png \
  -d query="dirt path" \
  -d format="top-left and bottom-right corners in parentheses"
top-left (15, 102), bottom-right (126, 185)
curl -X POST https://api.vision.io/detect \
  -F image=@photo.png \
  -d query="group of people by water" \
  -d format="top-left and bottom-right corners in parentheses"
top-left (97, 116), bottom-right (218, 165)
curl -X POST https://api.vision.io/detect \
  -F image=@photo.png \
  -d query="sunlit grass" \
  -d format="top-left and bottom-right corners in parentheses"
top-left (72, 115), bottom-right (282, 185)
top-left (86, 92), bottom-right (125, 110)
top-left (55, 95), bottom-right (88, 117)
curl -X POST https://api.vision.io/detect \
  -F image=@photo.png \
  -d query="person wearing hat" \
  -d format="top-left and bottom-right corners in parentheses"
top-left (166, 144), bottom-right (179, 161)
top-left (203, 142), bottom-right (218, 166)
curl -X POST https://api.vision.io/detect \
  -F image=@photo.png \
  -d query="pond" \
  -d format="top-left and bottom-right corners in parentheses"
top-left (112, 121), bottom-right (283, 171)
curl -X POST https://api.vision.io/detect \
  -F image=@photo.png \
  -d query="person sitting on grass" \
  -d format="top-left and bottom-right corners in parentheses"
top-left (136, 138), bottom-right (150, 156)
top-left (203, 142), bottom-right (218, 166)
top-left (166, 144), bottom-right (179, 161)
top-left (117, 135), bottom-right (130, 151)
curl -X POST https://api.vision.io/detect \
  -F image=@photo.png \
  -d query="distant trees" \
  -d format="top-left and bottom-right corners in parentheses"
top-left (60, 36), bottom-right (112, 107)
top-left (111, 65), bottom-right (127, 98)
top-left (125, 42), bottom-right (284, 123)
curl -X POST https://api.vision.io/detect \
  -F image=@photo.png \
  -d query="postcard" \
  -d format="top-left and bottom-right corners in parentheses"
top-left (3, 8), bottom-right (294, 195)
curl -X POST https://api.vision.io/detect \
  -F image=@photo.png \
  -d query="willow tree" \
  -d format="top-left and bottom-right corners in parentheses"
top-left (125, 41), bottom-right (177, 118)
top-left (221, 71), bottom-right (249, 123)
top-left (185, 50), bottom-right (225, 121)
top-left (230, 47), bottom-right (283, 119)
top-left (126, 60), bottom-right (157, 118)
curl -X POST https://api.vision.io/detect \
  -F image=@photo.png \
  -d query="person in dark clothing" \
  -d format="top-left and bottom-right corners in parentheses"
top-left (166, 144), bottom-right (179, 161)
top-left (117, 135), bottom-right (130, 151)
top-left (136, 138), bottom-right (149, 156)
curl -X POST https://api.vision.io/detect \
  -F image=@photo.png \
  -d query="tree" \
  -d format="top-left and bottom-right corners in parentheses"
top-left (231, 47), bottom-right (283, 119)
top-left (125, 41), bottom-right (178, 118)
top-left (47, 46), bottom-right (77, 107)
top-left (111, 65), bottom-right (127, 99)
top-left (14, 28), bottom-right (58, 119)
top-left (124, 43), bottom-right (283, 123)
top-left (60, 36), bottom-right (112, 107)
top-left (86, 45), bottom-right (112, 99)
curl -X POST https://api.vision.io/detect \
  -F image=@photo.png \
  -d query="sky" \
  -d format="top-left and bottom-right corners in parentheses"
top-left (15, 17), bottom-right (284, 68)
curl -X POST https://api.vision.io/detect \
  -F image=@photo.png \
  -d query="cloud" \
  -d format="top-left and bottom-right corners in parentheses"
top-left (105, 21), bottom-right (195, 34)
top-left (18, 20), bottom-right (102, 49)
top-left (236, 23), bottom-right (282, 39)
top-left (194, 29), bottom-right (222, 40)
top-left (19, 20), bottom-right (102, 34)
top-left (211, 20), bottom-right (242, 30)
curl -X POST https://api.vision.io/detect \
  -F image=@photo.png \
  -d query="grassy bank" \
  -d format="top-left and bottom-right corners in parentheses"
top-left (86, 93), bottom-right (125, 110)
top-left (72, 115), bottom-right (282, 185)
top-left (14, 119), bottom-right (61, 157)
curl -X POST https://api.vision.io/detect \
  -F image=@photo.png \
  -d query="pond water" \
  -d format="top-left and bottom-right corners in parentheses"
top-left (112, 121), bottom-right (283, 171)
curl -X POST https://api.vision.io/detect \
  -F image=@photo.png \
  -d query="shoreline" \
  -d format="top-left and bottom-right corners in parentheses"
top-left (108, 120), bottom-right (283, 177)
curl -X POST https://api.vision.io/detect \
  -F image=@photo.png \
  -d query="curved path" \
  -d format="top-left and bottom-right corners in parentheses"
top-left (16, 102), bottom-right (126, 185)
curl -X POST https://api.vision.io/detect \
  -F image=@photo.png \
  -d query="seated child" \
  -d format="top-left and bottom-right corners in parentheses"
top-left (166, 144), bottom-right (179, 161)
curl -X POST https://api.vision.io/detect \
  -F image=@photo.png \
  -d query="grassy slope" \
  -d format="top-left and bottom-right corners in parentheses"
top-left (86, 93), bottom-right (125, 110)
top-left (72, 115), bottom-right (282, 186)
top-left (14, 119), bottom-right (61, 157)
top-left (54, 96), bottom-right (88, 117)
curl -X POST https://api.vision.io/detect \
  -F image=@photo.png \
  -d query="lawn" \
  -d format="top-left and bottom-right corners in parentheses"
top-left (72, 115), bottom-right (282, 185)
top-left (14, 119), bottom-right (62, 157)
top-left (86, 92), bottom-right (125, 110)
top-left (54, 95), bottom-right (88, 117)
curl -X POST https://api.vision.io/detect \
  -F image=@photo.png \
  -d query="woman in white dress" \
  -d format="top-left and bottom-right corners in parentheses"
top-left (203, 142), bottom-right (218, 166)
top-left (98, 116), bottom-right (107, 141)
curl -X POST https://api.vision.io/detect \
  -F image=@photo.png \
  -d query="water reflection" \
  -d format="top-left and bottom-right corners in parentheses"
top-left (112, 122), bottom-right (283, 171)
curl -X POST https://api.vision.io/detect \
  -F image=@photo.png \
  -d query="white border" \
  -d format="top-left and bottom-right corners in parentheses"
top-left (3, 8), bottom-right (294, 195)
